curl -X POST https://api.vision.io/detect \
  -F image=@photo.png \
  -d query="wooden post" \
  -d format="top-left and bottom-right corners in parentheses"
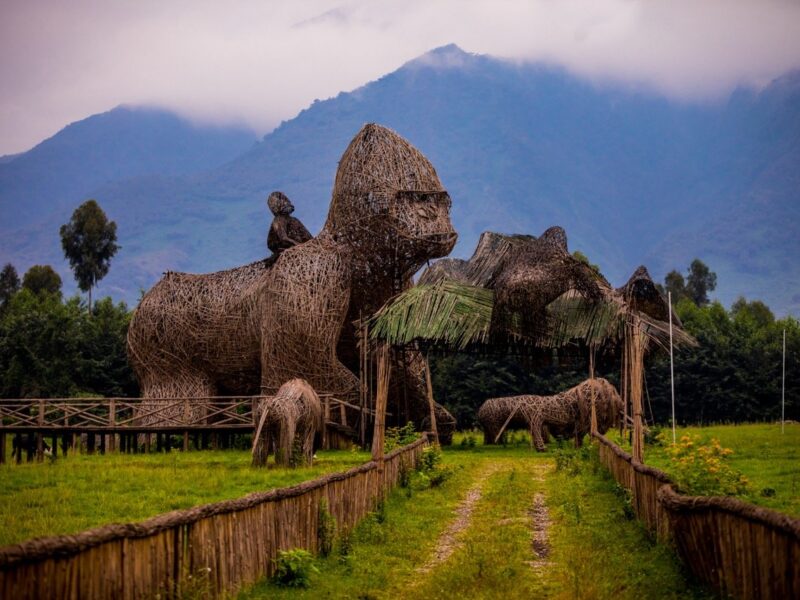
top-left (36, 399), bottom-right (45, 462)
top-left (339, 402), bottom-right (347, 427)
top-left (371, 344), bottom-right (390, 474)
top-left (183, 398), bottom-right (190, 452)
top-left (589, 345), bottom-right (598, 436)
top-left (323, 396), bottom-right (331, 449)
top-left (424, 355), bottom-right (439, 446)
top-left (0, 431), bottom-right (5, 465)
top-left (627, 320), bottom-right (646, 462)
top-left (108, 398), bottom-right (116, 452)
top-left (15, 434), bottom-right (22, 464)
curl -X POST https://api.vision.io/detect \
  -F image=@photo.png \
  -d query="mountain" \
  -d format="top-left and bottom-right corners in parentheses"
top-left (1, 46), bottom-right (798, 314)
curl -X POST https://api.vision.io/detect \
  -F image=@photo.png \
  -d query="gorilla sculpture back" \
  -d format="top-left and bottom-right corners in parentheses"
top-left (127, 124), bottom-right (456, 426)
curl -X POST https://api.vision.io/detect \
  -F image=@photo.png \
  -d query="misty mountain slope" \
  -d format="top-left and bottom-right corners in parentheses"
top-left (0, 106), bottom-right (256, 227)
top-left (1, 46), bottom-right (798, 314)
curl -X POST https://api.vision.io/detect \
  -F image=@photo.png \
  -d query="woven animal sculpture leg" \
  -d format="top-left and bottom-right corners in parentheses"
top-left (255, 241), bottom-right (359, 400)
top-left (529, 414), bottom-right (548, 452)
top-left (137, 372), bottom-right (215, 430)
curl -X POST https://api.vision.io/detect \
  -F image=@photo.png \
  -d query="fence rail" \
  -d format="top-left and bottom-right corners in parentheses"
top-left (594, 433), bottom-right (800, 599)
top-left (0, 396), bottom-right (383, 462)
top-left (0, 433), bottom-right (429, 599)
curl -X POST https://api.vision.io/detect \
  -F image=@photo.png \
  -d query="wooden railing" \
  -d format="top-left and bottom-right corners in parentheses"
top-left (0, 396), bottom-right (385, 463)
top-left (594, 433), bottom-right (800, 599)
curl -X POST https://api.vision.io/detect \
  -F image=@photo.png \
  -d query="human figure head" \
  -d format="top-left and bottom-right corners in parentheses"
top-left (268, 191), bottom-right (295, 216)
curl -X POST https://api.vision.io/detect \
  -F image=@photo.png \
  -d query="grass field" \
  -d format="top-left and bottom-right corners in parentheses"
top-left (241, 435), bottom-right (710, 599)
top-left (641, 422), bottom-right (800, 517)
top-left (0, 447), bottom-right (369, 547)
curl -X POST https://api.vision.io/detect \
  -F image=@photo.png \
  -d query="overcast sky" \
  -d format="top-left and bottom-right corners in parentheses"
top-left (2, 0), bottom-right (800, 155)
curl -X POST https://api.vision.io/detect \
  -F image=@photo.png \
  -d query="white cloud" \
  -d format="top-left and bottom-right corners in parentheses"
top-left (1, 0), bottom-right (800, 154)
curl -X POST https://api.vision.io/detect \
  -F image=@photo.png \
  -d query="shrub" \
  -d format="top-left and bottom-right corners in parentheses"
top-left (664, 435), bottom-right (749, 496)
top-left (384, 422), bottom-right (418, 452)
top-left (420, 446), bottom-right (442, 473)
top-left (273, 549), bottom-right (318, 588)
top-left (317, 500), bottom-right (336, 557)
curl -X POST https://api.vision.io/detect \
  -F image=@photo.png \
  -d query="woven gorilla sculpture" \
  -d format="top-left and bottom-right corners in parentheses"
top-left (127, 124), bottom-right (457, 429)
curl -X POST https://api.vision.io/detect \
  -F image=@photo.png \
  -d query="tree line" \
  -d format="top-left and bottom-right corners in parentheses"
top-left (0, 199), bottom-right (133, 398)
top-left (1, 216), bottom-right (796, 427)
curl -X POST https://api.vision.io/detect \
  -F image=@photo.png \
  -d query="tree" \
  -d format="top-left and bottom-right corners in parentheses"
top-left (663, 270), bottom-right (687, 303)
top-left (686, 259), bottom-right (717, 306)
top-left (22, 265), bottom-right (62, 296)
top-left (0, 263), bottom-right (20, 307)
top-left (60, 199), bottom-right (119, 310)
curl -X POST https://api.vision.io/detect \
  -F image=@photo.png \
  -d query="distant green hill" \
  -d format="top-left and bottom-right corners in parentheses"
top-left (1, 45), bottom-right (798, 314)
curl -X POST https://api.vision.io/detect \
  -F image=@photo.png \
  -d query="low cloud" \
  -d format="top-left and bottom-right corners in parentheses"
top-left (2, 0), bottom-right (800, 154)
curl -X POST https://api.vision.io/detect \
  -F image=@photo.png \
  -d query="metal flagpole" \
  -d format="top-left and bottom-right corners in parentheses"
top-left (782, 328), bottom-right (786, 434)
top-left (669, 292), bottom-right (676, 444)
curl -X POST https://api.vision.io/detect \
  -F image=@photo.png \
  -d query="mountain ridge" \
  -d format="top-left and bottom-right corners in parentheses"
top-left (1, 45), bottom-right (797, 314)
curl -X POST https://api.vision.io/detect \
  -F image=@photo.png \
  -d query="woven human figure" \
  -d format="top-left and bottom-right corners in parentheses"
top-left (128, 124), bottom-right (457, 429)
top-left (477, 378), bottom-right (622, 451)
top-left (266, 191), bottom-right (312, 256)
top-left (251, 379), bottom-right (322, 467)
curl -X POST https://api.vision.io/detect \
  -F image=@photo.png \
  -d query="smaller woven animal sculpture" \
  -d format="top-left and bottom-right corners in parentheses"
top-left (251, 379), bottom-right (323, 467)
top-left (477, 378), bottom-right (622, 451)
top-left (266, 191), bottom-right (313, 256)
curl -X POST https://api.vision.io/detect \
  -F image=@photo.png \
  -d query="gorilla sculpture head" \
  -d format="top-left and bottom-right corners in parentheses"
top-left (323, 124), bottom-right (457, 276)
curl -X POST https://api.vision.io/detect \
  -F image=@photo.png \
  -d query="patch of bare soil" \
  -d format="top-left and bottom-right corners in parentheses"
top-left (527, 492), bottom-right (551, 569)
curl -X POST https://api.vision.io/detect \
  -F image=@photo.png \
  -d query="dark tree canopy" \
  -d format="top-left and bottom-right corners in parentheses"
top-left (686, 259), bottom-right (717, 306)
top-left (663, 270), bottom-right (687, 303)
top-left (60, 199), bottom-right (119, 308)
top-left (22, 265), bottom-right (62, 296)
top-left (0, 263), bottom-right (20, 307)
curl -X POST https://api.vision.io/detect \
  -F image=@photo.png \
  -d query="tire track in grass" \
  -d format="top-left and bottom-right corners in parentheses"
top-left (415, 462), bottom-right (499, 574)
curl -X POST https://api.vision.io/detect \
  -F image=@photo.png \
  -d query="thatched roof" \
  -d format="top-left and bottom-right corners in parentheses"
top-left (371, 228), bottom-right (693, 354)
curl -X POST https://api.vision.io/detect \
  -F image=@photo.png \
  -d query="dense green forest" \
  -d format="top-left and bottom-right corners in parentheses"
top-left (0, 261), bottom-right (796, 426)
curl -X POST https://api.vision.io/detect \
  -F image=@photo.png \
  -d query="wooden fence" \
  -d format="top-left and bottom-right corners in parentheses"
top-left (595, 433), bottom-right (800, 599)
top-left (0, 395), bottom-right (381, 462)
top-left (0, 434), bottom-right (429, 599)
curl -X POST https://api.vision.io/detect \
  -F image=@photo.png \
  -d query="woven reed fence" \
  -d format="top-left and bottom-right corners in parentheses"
top-left (0, 435), bottom-right (429, 599)
top-left (595, 433), bottom-right (800, 599)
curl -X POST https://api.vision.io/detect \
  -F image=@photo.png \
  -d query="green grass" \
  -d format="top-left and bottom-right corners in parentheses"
top-left (0, 448), bottom-right (368, 547)
top-left (241, 435), bottom-right (709, 599)
top-left (643, 422), bottom-right (800, 517)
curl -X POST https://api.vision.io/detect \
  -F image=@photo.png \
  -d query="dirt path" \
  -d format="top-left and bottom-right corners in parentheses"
top-left (528, 464), bottom-right (551, 568)
top-left (416, 463), bottom-right (498, 573)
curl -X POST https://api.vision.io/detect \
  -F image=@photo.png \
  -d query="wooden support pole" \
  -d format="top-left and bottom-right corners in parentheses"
top-left (99, 433), bottom-right (106, 455)
top-left (15, 434), bottom-right (22, 464)
top-left (0, 431), bottom-right (5, 465)
top-left (424, 355), bottom-right (439, 446)
top-left (371, 343), bottom-right (390, 473)
top-left (323, 396), bottom-right (331, 449)
top-left (627, 320), bottom-right (646, 462)
top-left (36, 399), bottom-right (45, 462)
top-left (589, 345), bottom-right (598, 436)
top-left (108, 398), bottom-right (116, 453)
top-left (183, 398), bottom-right (190, 452)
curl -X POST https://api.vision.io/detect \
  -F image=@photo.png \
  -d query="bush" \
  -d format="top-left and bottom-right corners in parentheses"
top-left (664, 435), bottom-right (749, 496)
top-left (317, 500), bottom-right (336, 557)
top-left (384, 422), bottom-right (418, 452)
top-left (272, 549), bottom-right (318, 588)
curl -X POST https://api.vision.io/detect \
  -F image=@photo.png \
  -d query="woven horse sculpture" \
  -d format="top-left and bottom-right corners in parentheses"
top-left (127, 124), bottom-right (457, 431)
top-left (251, 379), bottom-right (322, 467)
top-left (477, 378), bottom-right (622, 451)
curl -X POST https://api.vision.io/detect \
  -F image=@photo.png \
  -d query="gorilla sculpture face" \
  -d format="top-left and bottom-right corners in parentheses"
top-left (323, 124), bottom-right (457, 273)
